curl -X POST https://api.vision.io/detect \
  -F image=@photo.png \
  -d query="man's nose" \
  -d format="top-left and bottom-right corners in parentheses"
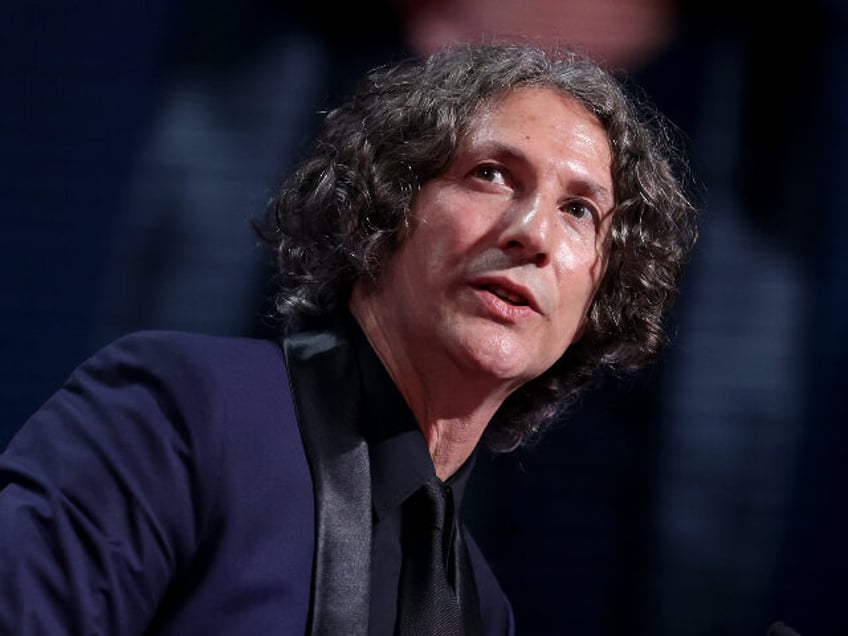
top-left (498, 193), bottom-right (555, 267)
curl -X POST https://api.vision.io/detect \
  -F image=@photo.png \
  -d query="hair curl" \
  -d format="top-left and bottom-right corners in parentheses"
top-left (258, 41), bottom-right (698, 452)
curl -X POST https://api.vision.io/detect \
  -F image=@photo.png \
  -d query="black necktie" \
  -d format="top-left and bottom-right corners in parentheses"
top-left (396, 476), bottom-right (470, 635)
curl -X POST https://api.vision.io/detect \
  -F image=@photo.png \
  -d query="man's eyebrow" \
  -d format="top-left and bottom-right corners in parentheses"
top-left (470, 140), bottom-right (526, 163)
top-left (569, 178), bottom-right (614, 211)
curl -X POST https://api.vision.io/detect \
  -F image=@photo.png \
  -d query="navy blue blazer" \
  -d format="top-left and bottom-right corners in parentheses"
top-left (0, 330), bottom-right (513, 635)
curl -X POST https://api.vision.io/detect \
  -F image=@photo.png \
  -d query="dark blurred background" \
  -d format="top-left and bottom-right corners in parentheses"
top-left (1, 1), bottom-right (846, 634)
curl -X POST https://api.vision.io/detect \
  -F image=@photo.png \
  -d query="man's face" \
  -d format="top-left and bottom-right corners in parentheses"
top-left (373, 87), bottom-right (614, 391)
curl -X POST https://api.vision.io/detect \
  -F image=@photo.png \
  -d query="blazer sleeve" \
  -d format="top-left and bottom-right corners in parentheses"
top-left (0, 330), bottom-right (302, 635)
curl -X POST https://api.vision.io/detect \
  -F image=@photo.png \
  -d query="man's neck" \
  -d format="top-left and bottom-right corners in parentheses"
top-left (348, 286), bottom-right (506, 479)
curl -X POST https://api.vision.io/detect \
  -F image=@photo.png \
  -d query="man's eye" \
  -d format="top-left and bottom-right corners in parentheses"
top-left (472, 165), bottom-right (507, 185)
top-left (563, 201), bottom-right (594, 220)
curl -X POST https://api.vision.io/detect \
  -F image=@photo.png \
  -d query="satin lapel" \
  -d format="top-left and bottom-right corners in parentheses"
top-left (283, 330), bottom-right (372, 635)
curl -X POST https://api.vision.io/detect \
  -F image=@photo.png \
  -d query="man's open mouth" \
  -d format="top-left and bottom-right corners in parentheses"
top-left (480, 284), bottom-right (529, 306)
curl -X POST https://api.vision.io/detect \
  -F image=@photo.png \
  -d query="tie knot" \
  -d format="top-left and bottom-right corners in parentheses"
top-left (410, 477), bottom-right (452, 533)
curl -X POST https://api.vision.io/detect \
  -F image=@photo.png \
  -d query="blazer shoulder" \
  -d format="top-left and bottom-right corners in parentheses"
top-left (70, 329), bottom-right (298, 461)
top-left (103, 329), bottom-right (285, 370)
top-left (78, 330), bottom-right (287, 400)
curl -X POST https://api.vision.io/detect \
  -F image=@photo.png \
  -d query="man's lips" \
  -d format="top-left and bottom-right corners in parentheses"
top-left (468, 276), bottom-right (543, 314)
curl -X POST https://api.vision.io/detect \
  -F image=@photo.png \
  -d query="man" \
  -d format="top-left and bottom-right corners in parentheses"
top-left (0, 42), bottom-right (697, 634)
